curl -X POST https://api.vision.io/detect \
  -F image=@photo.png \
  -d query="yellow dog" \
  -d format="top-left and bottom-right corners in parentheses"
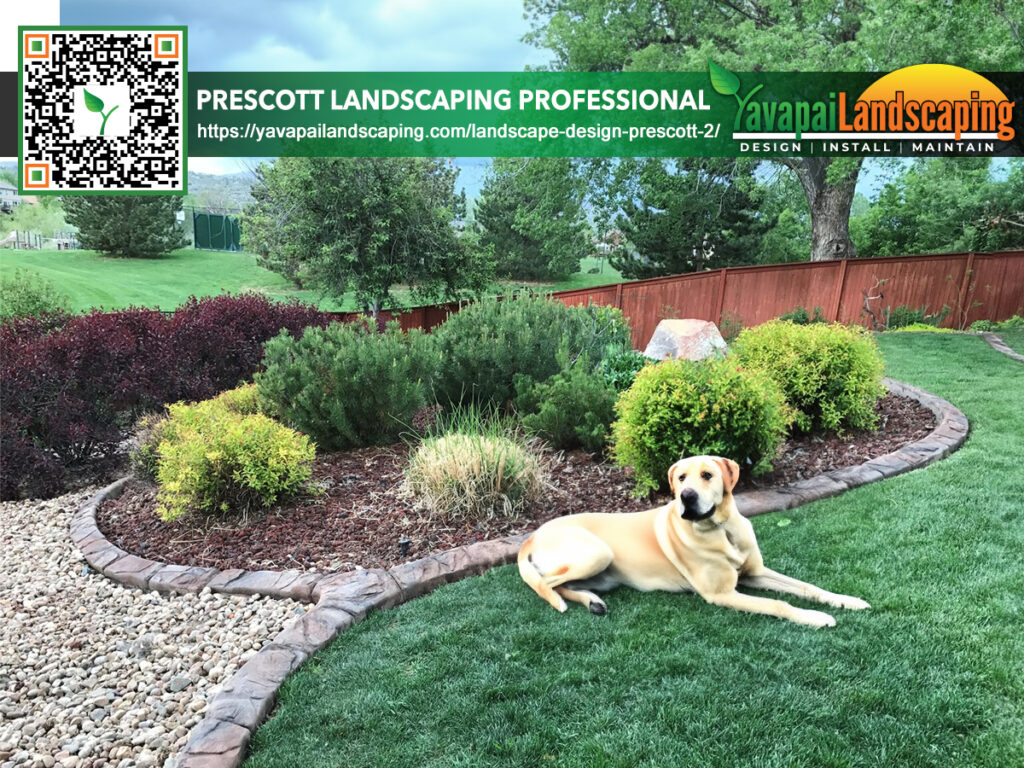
top-left (518, 455), bottom-right (869, 627)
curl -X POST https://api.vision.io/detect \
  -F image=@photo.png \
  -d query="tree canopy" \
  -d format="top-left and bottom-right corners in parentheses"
top-left (475, 157), bottom-right (591, 281)
top-left (63, 196), bottom-right (186, 259)
top-left (241, 156), bottom-right (494, 321)
top-left (524, 0), bottom-right (1024, 261)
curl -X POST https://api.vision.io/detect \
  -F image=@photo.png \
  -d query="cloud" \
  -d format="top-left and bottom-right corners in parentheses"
top-left (62, 0), bottom-right (549, 71)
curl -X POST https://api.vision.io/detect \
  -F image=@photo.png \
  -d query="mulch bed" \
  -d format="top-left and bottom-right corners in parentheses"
top-left (96, 393), bottom-right (934, 574)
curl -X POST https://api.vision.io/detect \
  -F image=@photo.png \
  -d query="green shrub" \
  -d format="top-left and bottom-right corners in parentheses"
top-left (154, 400), bottom-right (315, 521)
top-left (732, 320), bottom-right (886, 433)
top-left (209, 382), bottom-right (261, 414)
top-left (885, 304), bottom-right (949, 330)
top-left (611, 357), bottom-right (791, 496)
top-left (971, 315), bottom-right (1024, 332)
top-left (779, 305), bottom-right (826, 325)
top-left (432, 295), bottom-right (631, 408)
top-left (514, 356), bottom-right (617, 453)
top-left (405, 409), bottom-right (544, 520)
top-left (599, 349), bottom-right (652, 393)
top-left (256, 320), bottom-right (435, 450)
top-left (0, 269), bottom-right (69, 322)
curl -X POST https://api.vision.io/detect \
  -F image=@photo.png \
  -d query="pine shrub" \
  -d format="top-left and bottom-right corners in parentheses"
top-left (611, 357), bottom-right (791, 496)
top-left (514, 356), bottom-right (617, 453)
top-left (432, 295), bottom-right (631, 408)
top-left (256, 320), bottom-right (435, 450)
top-left (731, 320), bottom-right (886, 433)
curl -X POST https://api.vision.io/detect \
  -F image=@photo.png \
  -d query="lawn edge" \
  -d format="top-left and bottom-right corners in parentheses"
top-left (70, 377), bottom-right (967, 768)
top-left (979, 332), bottom-right (1024, 363)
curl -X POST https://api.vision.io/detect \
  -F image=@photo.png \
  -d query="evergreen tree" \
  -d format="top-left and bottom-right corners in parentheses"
top-left (63, 195), bottom-right (187, 258)
top-left (241, 157), bottom-right (493, 324)
top-left (475, 157), bottom-right (590, 281)
top-left (610, 158), bottom-right (772, 277)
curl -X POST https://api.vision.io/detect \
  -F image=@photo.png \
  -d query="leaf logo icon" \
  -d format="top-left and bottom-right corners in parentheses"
top-left (82, 87), bottom-right (119, 136)
top-left (83, 88), bottom-right (105, 113)
top-left (708, 60), bottom-right (740, 96)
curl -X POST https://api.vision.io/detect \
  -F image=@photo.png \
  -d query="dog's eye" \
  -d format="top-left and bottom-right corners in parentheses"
top-left (701, 471), bottom-right (713, 481)
top-left (678, 473), bottom-right (686, 481)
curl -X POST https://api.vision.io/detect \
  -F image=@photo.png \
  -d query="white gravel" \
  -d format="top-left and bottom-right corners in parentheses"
top-left (0, 487), bottom-right (305, 768)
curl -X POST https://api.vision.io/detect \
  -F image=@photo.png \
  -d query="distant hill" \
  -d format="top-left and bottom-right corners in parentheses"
top-left (184, 171), bottom-right (255, 213)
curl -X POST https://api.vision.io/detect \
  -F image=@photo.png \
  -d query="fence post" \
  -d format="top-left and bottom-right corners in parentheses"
top-left (958, 251), bottom-right (976, 328)
top-left (614, 281), bottom-right (623, 309)
top-left (829, 259), bottom-right (849, 322)
top-left (714, 268), bottom-right (728, 323)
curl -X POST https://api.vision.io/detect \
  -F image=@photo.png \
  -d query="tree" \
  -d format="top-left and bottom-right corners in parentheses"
top-left (609, 157), bottom-right (772, 277)
top-left (524, 0), bottom-right (1024, 261)
top-left (475, 157), bottom-right (590, 281)
top-left (241, 157), bottom-right (493, 323)
top-left (63, 196), bottom-right (186, 258)
top-left (851, 158), bottom-right (1024, 256)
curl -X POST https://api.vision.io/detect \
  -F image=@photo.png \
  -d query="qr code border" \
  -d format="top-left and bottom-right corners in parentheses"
top-left (18, 25), bottom-right (189, 196)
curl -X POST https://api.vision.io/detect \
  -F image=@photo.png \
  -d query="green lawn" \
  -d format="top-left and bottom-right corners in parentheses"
top-left (244, 334), bottom-right (1024, 768)
top-left (997, 328), bottom-right (1024, 356)
top-left (0, 250), bottom-right (623, 314)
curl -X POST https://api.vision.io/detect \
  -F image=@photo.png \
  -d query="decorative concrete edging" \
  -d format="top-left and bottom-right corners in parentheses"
top-left (979, 332), bottom-right (1024, 364)
top-left (71, 377), bottom-right (968, 768)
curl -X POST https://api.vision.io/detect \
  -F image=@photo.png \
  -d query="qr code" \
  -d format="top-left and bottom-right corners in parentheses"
top-left (20, 27), bottom-right (186, 194)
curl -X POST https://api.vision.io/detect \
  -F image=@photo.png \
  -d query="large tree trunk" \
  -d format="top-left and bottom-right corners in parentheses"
top-left (782, 157), bottom-right (861, 261)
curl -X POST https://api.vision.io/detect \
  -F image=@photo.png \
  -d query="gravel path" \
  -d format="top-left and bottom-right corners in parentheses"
top-left (0, 488), bottom-right (304, 768)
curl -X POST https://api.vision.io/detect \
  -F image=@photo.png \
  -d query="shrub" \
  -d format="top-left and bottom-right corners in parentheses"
top-left (971, 315), bottom-right (1024, 332)
top-left (0, 295), bottom-right (327, 500)
top-left (611, 357), bottom-right (790, 496)
top-left (257, 320), bottom-right (435, 451)
top-left (732, 320), bottom-right (886, 433)
top-left (405, 410), bottom-right (544, 520)
top-left (598, 349), bottom-right (651, 393)
top-left (131, 384), bottom-right (262, 481)
top-left (0, 269), bottom-right (70, 322)
top-left (514, 356), bottom-right (618, 453)
top-left (884, 304), bottom-right (949, 330)
top-left (779, 305), bottom-right (827, 325)
top-left (432, 295), bottom-right (631, 408)
top-left (154, 399), bottom-right (315, 522)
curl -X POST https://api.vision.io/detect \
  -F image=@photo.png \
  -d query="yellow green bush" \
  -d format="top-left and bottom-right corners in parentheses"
top-left (732, 320), bottom-right (886, 433)
top-left (153, 398), bottom-right (314, 522)
top-left (611, 357), bottom-right (791, 495)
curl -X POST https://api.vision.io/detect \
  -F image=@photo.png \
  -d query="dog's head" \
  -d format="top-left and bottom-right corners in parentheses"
top-left (667, 455), bottom-right (739, 524)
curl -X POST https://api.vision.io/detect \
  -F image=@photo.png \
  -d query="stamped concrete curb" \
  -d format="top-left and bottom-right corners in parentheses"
top-left (980, 332), bottom-right (1024, 364)
top-left (71, 377), bottom-right (968, 768)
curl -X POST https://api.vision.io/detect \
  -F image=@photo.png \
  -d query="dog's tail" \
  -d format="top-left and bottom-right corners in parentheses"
top-left (517, 535), bottom-right (567, 612)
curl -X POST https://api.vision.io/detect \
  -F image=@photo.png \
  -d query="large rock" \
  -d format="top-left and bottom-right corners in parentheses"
top-left (643, 319), bottom-right (727, 361)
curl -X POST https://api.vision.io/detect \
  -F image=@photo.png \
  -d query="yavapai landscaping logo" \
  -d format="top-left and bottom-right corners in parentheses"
top-left (708, 60), bottom-right (1016, 155)
top-left (74, 84), bottom-right (129, 137)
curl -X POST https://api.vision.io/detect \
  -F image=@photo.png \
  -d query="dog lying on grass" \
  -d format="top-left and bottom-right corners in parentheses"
top-left (518, 455), bottom-right (869, 627)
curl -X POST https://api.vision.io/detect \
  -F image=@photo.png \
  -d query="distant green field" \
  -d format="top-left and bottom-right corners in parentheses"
top-left (0, 249), bottom-right (624, 313)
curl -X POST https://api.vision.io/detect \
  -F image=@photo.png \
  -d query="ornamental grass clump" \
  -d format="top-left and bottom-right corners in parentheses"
top-left (611, 357), bottom-right (791, 496)
top-left (153, 398), bottom-right (315, 522)
top-left (405, 409), bottom-right (545, 520)
top-left (731, 319), bottom-right (886, 433)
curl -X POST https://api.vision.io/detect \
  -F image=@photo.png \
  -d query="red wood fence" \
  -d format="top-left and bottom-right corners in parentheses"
top-left (330, 250), bottom-right (1024, 349)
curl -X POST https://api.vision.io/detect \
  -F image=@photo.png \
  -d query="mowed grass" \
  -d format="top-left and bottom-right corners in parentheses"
top-left (0, 250), bottom-right (623, 313)
top-left (244, 334), bottom-right (1024, 768)
top-left (997, 328), bottom-right (1024, 356)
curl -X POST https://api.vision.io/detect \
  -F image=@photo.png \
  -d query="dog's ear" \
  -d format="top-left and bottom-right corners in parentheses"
top-left (667, 460), bottom-right (682, 495)
top-left (713, 457), bottom-right (740, 494)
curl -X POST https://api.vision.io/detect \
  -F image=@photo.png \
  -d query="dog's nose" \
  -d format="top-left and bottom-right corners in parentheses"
top-left (680, 488), bottom-right (698, 503)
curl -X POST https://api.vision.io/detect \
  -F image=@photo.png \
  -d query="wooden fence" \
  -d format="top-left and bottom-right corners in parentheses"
top-left (330, 250), bottom-right (1024, 349)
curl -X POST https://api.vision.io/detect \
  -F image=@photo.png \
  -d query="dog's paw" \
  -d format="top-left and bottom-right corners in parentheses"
top-left (835, 595), bottom-right (870, 610)
top-left (588, 599), bottom-right (607, 616)
top-left (795, 609), bottom-right (836, 628)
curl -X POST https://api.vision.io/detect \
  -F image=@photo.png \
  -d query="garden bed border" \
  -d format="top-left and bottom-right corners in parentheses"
top-left (70, 377), bottom-right (968, 768)
top-left (979, 332), bottom-right (1024, 363)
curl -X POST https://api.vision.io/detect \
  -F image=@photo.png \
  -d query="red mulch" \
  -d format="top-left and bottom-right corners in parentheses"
top-left (96, 393), bottom-right (934, 574)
